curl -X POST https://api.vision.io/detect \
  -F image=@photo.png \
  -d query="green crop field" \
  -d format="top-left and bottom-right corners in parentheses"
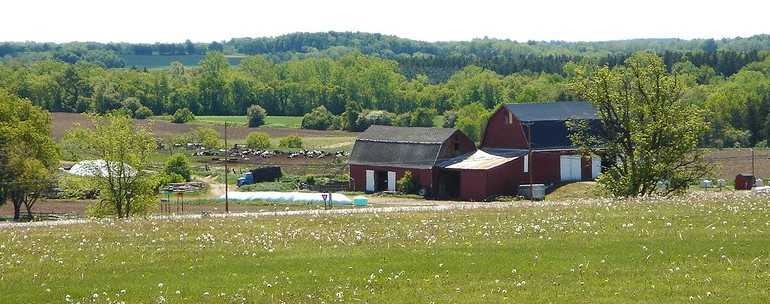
top-left (152, 115), bottom-right (303, 128)
top-left (1, 193), bottom-right (768, 303)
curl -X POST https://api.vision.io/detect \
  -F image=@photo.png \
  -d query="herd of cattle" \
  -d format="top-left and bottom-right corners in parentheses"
top-left (176, 143), bottom-right (348, 161)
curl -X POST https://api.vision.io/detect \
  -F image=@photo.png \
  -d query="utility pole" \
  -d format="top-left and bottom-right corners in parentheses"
top-left (752, 148), bottom-right (755, 178)
top-left (224, 122), bottom-right (229, 213)
top-left (524, 121), bottom-right (534, 201)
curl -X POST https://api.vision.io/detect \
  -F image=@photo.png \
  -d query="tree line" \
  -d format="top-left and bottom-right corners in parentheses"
top-left (2, 44), bottom-right (770, 147)
top-left (0, 52), bottom-right (574, 117)
top-left (2, 32), bottom-right (769, 79)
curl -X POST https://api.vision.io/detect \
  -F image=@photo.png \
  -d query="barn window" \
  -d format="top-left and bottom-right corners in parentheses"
top-left (523, 155), bottom-right (529, 172)
top-left (507, 111), bottom-right (513, 124)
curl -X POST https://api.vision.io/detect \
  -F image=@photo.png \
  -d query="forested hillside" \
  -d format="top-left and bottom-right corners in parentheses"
top-left (2, 32), bottom-right (769, 80)
top-left (1, 32), bottom-right (770, 147)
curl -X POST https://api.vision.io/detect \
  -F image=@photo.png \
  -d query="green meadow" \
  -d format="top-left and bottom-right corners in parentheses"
top-left (1, 193), bottom-right (767, 303)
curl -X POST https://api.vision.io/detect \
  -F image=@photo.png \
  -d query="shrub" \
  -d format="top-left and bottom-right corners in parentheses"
top-left (246, 104), bottom-right (267, 127)
top-left (409, 108), bottom-right (436, 127)
top-left (164, 153), bottom-right (192, 181)
top-left (122, 97), bottom-right (142, 113)
top-left (442, 111), bottom-right (458, 128)
top-left (195, 127), bottom-right (221, 149)
top-left (397, 171), bottom-right (419, 194)
top-left (58, 175), bottom-right (99, 200)
top-left (394, 113), bottom-right (411, 127)
top-left (246, 132), bottom-right (271, 149)
top-left (342, 100), bottom-right (363, 131)
top-left (331, 115), bottom-right (343, 130)
top-left (455, 103), bottom-right (490, 142)
top-left (109, 107), bottom-right (133, 118)
top-left (160, 172), bottom-right (186, 184)
top-left (279, 136), bottom-right (303, 149)
top-left (172, 108), bottom-right (195, 123)
top-left (301, 106), bottom-right (335, 130)
top-left (134, 106), bottom-right (153, 119)
top-left (355, 110), bottom-right (395, 130)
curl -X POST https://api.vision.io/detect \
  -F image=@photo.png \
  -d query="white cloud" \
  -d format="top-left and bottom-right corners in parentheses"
top-left (2, 0), bottom-right (768, 43)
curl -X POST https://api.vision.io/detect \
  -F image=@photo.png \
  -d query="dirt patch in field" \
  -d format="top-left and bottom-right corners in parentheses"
top-left (51, 112), bottom-right (356, 140)
top-left (0, 199), bottom-right (92, 217)
top-left (703, 148), bottom-right (770, 180)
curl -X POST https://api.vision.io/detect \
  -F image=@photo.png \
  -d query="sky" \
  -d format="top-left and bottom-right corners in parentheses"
top-left (2, 0), bottom-right (769, 43)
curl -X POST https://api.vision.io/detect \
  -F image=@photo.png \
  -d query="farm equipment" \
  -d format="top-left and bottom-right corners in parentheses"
top-left (237, 166), bottom-right (283, 187)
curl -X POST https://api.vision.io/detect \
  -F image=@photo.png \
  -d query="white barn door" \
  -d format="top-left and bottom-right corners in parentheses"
top-left (387, 171), bottom-right (397, 192)
top-left (365, 170), bottom-right (375, 192)
top-left (591, 156), bottom-right (602, 179)
top-left (560, 155), bottom-right (582, 182)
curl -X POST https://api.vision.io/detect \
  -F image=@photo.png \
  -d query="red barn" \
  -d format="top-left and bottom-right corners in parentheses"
top-left (349, 125), bottom-right (528, 201)
top-left (348, 101), bottom-right (601, 201)
top-left (481, 101), bottom-right (602, 185)
top-left (348, 125), bottom-right (477, 197)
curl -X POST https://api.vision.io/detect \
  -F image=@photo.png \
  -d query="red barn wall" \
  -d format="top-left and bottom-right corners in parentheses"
top-left (349, 164), bottom-right (434, 193)
top-left (459, 170), bottom-right (487, 201)
top-left (456, 157), bottom-right (523, 201)
top-left (516, 151), bottom-right (593, 184)
top-left (518, 151), bottom-right (559, 184)
top-left (481, 107), bottom-right (528, 149)
top-left (484, 158), bottom-right (522, 198)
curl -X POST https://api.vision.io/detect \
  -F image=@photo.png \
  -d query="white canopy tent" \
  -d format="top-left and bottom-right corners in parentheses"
top-left (67, 160), bottom-right (137, 177)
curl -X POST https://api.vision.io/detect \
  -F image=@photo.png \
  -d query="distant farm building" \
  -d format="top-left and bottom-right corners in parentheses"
top-left (348, 101), bottom-right (602, 200)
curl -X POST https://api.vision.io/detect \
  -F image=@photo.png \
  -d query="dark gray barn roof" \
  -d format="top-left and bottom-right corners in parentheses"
top-left (503, 101), bottom-right (600, 149)
top-left (504, 101), bottom-right (597, 122)
top-left (356, 125), bottom-right (458, 144)
top-left (349, 125), bottom-right (459, 169)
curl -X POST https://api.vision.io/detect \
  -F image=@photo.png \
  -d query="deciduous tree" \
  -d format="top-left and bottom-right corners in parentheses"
top-left (570, 52), bottom-right (710, 196)
top-left (0, 90), bottom-right (59, 220)
top-left (64, 113), bottom-right (157, 217)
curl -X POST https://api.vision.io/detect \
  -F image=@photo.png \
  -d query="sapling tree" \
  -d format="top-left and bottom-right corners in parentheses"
top-left (65, 113), bottom-right (157, 217)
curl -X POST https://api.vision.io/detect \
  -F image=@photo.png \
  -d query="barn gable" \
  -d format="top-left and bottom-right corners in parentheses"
top-left (484, 101), bottom-right (599, 150)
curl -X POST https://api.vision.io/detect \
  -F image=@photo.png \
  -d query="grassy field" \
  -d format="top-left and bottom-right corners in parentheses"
top-left (1, 193), bottom-right (768, 303)
top-left (151, 115), bottom-right (304, 129)
top-left (546, 182), bottom-right (600, 201)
